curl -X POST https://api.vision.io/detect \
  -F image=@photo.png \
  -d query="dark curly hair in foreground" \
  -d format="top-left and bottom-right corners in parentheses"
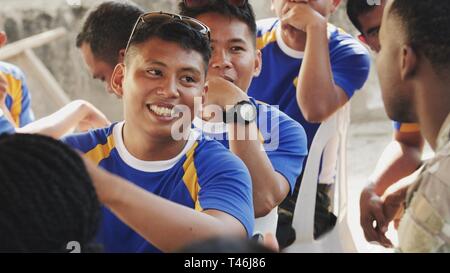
top-left (0, 134), bottom-right (101, 252)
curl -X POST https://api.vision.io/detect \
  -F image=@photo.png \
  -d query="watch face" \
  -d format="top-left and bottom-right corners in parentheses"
top-left (239, 103), bottom-right (257, 121)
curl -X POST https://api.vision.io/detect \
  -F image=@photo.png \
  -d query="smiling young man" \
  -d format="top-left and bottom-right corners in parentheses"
top-left (179, 0), bottom-right (308, 239)
top-left (346, 0), bottom-right (425, 247)
top-left (375, 0), bottom-right (450, 252)
top-left (63, 13), bottom-right (254, 253)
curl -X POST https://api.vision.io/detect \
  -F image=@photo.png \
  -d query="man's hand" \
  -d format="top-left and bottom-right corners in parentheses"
top-left (262, 232), bottom-right (280, 252)
top-left (203, 77), bottom-right (249, 121)
top-left (382, 187), bottom-right (408, 230)
top-left (77, 101), bottom-right (111, 132)
top-left (360, 183), bottom-right (393, 248)
top-left (280, 1), bottom-right (327, 33)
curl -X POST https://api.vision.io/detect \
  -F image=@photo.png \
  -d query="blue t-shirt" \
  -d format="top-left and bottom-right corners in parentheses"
top-left (193, 97), bottom-right (308, 193)
top-left (63, 122), bottom-right (254, 253)
top-left (249, 19), bottom-right (370, 151)
top-left (0, 61), bottom-right (34, 127)
top-left (0, 109), bottom-right (15, 135)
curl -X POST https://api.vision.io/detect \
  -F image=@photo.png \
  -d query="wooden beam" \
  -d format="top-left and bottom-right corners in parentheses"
top-left (0, 27), bottom-right (67, 60)
top-left (21, 49), bottom-right (71, 107)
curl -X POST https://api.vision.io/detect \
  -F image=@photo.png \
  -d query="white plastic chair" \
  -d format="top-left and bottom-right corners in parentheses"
top-left (284, 104), bottom-right (358, 253)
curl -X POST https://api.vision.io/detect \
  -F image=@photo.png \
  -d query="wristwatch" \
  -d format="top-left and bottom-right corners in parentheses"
top-left (223, 100), bottom-right (257, 124)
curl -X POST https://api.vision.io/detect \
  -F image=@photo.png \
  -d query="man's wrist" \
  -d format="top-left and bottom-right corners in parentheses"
top-left (224, 93), bottom-right (249, 110)
top-left (366, 176), bottom-right (388, 196)
top-left (224, 100), bottom-right (256, 125)
top-left (305, 19), bottom-right (327, 34)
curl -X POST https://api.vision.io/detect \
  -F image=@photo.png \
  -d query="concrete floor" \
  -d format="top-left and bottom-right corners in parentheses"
top-left (347, 119), bottom-right (396, 252)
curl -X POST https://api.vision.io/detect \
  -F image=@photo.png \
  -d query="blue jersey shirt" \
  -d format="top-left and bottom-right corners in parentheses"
top-left (193, 97), bottom-right (308, 193)
top-left (63, 122), bottom-right (254, 253)
top-left (0, 61), bottom-right (34, 127)
top-left (249, 19), bottom-right (370, 152)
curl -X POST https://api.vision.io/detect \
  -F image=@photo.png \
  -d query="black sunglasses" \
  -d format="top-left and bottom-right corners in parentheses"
top-left (183, 0), bottom-right (248, 8)
top-left (124, 11), bottom-right (211, 53)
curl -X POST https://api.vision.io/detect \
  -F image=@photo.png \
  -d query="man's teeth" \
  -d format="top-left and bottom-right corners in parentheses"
top-left (149, 105), bottom-right (173, 117)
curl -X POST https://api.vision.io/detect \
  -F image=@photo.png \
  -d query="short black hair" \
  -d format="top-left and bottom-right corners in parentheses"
top-left (389, 0), bottom-right (450, 72)
top-left (346, 0), bottom-right (386, 33)
top-left (125, 16), bottom-right (211, 71)
top-left (0, 134), bottom-right (101, 252)
top-left (76, 1), bottom-right (144, 67)
top-left (178, 0), bottom-right (257, 45)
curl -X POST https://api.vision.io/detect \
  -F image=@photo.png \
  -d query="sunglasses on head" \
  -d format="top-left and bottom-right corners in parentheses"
top-left (183, 0), bottom-right (248, 8)
top-left (124, 11), bottom-right (211, 53)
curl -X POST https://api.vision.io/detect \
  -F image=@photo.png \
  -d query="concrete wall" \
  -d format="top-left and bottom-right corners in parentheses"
top-left (0, 0), bottom-right (384, 122)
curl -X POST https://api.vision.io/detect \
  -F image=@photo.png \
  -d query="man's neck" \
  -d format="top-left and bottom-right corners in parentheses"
top-left (122, 122), bottom-right (188, 161)
top-left (415, 71), bottom-right (450, 150)
top-left (279, 24), bottom-right (307, 52)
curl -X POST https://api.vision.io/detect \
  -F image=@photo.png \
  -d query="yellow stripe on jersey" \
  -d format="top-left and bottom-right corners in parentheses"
top-left (400, 123), bottom-right (421, 133)
top-left (85, 134), bottom-right (116, 165)
top-left (182, 141), bottom-right (202, 211)
top-left (257, 28), bottom-right (277, 50)
top-left (293, 77), bottom-right (298, 88)
top-left (2, 72), bottom-right (23, 127)
top-left (337, 27), bottom-right (348, 35)
top-left (327, 23), bottom-right (348, 38)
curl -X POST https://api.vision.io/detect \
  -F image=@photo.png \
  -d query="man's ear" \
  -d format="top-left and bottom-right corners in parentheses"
top-left (358, 34), bottom-right (367, 45)
top-left (111, 63), bottom-right (125, 98)
top-left (118, 49), bottom-right (126, 63)
top-left (270, 0), bottom-right (275, 12)
top-left (253, 49), bottom-right (262, 77)
top-left (0, 31), bottom-right (8, 47)
top-left (330, 0), bottom-right (341, 13)
top-left (400, 45), bottom-right (417, 80)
